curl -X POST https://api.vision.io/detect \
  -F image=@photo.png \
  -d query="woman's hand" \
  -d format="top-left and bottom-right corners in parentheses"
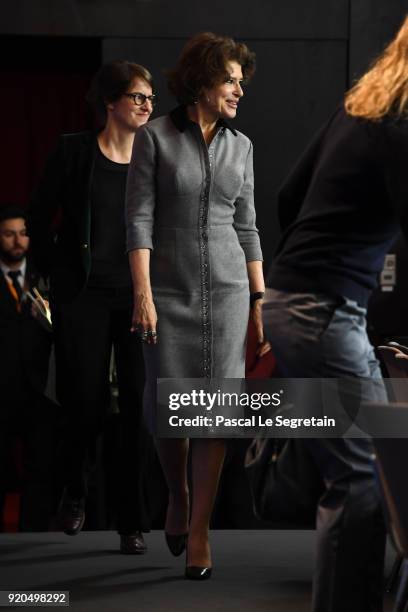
top-left (246, 261), bottom-right (269, 356)
top-left (250, 300), bottom-right (271, 357)
top-left (131, 293), bottom-right (158, 344)
top-left (381, 345), bottom-right (408, 360)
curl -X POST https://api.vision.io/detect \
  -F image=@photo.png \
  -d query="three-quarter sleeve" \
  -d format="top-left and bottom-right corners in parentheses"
top-left (125, 125), bottom-right (157, 252)
top-left (233, 142), bottom-right (263, 262)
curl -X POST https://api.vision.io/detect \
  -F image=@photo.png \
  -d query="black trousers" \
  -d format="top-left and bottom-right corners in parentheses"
top-left (52, 286), bottom-right (149, 533)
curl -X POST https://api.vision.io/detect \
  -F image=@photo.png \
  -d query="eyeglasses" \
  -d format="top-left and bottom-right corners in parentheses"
top-left (124, 92), bottom-right (156, 106)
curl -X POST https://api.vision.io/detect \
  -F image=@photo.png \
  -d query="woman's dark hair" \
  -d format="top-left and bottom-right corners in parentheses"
top-left (87, 60), bottom-right (153, 123)
top-left (168, 32), bottom-right (256, 104)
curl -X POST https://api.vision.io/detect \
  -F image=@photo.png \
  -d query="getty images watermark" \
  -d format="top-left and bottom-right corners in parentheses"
top-left (154, 377), bottom-right (406, 438)
top-left (167, 388), bottom-right (335, 430)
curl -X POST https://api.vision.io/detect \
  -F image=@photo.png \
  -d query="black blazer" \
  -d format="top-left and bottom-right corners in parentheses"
top-left (0, 259), bottom-right (52, 398)
top-left (28, 131), bottom-right (98, 303)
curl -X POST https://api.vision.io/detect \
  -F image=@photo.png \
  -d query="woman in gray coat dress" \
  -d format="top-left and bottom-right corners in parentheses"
top-left (126, 32), bottom-right (267, 579)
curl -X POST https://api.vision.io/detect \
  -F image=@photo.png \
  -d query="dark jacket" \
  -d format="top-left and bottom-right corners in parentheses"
top-left (28, 132), bottom-right (97, 303)
top-left (267, 106), bottom-right (408, 306)
top-left (0, 259), bottom-right (52, 399)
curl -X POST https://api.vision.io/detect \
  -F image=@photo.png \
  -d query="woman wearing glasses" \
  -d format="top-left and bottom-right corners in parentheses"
top-left (29, 61), bottom-right (155, 553)
top-left (126, 33), bottom-right (267, 579)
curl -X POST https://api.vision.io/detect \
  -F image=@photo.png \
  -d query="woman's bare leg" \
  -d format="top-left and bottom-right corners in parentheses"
top-left (154, 438), bottom-right (190, 534)
top-left (187, 438), bottom-right (226, 567)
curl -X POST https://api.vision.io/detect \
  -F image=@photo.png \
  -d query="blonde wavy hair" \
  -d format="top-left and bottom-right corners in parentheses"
top-left (345, 15), bottom-right (408, 120)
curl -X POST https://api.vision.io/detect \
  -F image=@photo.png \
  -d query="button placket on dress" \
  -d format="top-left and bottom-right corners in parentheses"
top-left (197, 128), bottom-right (222, 378)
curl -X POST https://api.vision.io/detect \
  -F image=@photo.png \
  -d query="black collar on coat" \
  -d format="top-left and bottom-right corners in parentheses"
top-left (169, 105), bottom-right (237, 136)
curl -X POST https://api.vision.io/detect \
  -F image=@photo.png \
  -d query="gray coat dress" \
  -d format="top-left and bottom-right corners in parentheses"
top-left (126, 106), bottom-right (262, 380)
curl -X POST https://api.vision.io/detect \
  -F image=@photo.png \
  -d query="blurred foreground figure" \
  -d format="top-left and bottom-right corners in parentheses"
top-left (264, 15), bottom-right (408, 612)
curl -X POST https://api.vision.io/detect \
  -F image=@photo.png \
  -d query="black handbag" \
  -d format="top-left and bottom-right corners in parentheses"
top-left (245, 437), bottom-right (324, 527)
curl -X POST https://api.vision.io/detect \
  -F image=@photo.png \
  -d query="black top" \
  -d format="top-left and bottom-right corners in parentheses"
top-left (267, 106), bottom-right (408, 306)
top-left (88, 146), bottom-right (131, 287)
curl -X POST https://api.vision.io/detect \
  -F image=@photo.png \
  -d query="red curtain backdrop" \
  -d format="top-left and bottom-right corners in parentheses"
top-left (2, 70), bottom-right (92, 206)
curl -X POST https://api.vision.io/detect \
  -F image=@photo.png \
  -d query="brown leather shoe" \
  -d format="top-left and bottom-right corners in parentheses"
top-left (120, 532), bottom-right (147, 555)
top-left (57, 491), bottom-right (85, 536)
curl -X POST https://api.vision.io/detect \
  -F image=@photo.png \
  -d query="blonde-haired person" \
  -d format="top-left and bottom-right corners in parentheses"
top-left (263, 15), bottom-right (408, 612)
top-left (345, 14), bottom-right (408, 119)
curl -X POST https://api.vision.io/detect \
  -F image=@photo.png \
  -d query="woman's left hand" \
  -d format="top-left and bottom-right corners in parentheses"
top-left (382, 345), bottom-right (408, 360)
top-left (250, 300), bottom-right (271, 357)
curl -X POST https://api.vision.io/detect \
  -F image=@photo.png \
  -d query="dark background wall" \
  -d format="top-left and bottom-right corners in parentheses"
top-left (1, 0), bottom-right (407, 532)
top-left (1, 0), bottom-right (407, 265)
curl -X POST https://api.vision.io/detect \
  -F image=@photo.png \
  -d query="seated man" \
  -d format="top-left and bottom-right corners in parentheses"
top-left (0, 205), bottom-right (57, 531)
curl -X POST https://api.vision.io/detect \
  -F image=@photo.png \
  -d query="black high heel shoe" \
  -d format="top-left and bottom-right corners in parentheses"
top-left (185, 565), bottom-right (212, 580)
top-left (165, 532), bottom-right (188, 557)
top-left (185, 542), bottom-right (212, 580)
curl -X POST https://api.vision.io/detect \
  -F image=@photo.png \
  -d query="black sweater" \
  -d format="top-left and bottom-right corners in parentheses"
top-left (266, 106), bottom-right (408, 306)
